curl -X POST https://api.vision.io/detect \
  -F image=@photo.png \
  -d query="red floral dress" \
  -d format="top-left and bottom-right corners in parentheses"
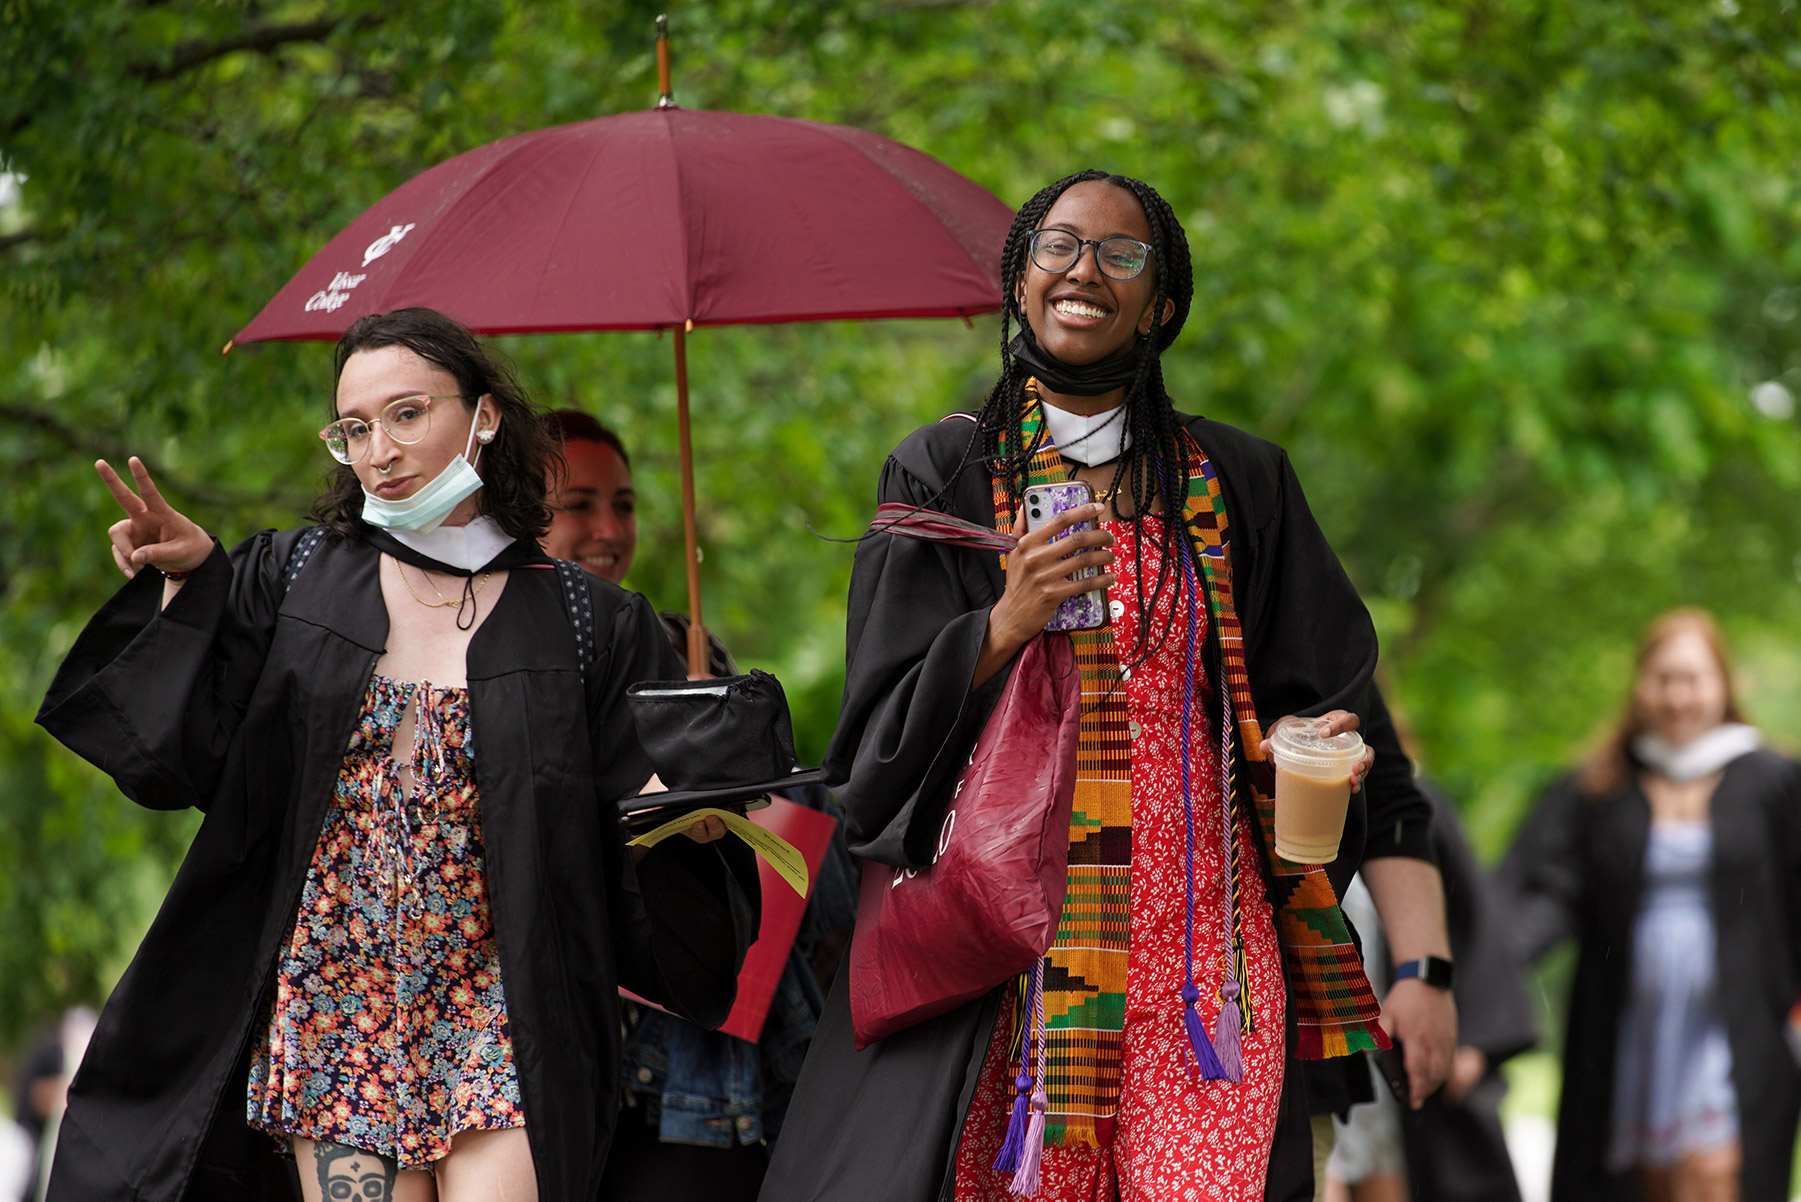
top-left (953, 517), bottom-right (1287, 1201)
top-left (246, 675), bottom-right (522, 1166)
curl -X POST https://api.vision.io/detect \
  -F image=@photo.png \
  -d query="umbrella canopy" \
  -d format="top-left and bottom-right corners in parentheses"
top-left (232, 107), bottom-right (1011, 342)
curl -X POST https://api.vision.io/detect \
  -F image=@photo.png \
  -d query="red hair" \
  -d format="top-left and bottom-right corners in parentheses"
top-left (1579, 607), bottom-right (1747, 797)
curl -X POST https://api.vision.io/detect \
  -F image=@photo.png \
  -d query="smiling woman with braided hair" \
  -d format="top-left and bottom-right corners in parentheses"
top-left (762, 172), bottom-right (1401, 1202)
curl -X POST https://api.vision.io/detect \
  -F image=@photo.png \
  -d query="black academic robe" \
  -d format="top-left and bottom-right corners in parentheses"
top-left (1499, 753), bottom-right (1801, 1202)
top-left (35, 527), bottom-right (758, 1202)
top-left (1399, 788), bottom-right (1536, 1202)
top-left (760, 411), bottom-right (1381, 1202)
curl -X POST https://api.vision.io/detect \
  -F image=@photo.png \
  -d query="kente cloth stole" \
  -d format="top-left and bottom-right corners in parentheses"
top-left (1175, 426), bottom-right (1388, 1061)
top-left (991, 407), bottom-right (1132, 1149)
top-left (990, 397), bottom-right (1387, 1150)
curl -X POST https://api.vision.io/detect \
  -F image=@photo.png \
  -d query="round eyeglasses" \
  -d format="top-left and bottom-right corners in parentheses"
top-left (319, 394), bottom-right (466, 464)
top-left (1027, 229), bottom-right (1155, 281)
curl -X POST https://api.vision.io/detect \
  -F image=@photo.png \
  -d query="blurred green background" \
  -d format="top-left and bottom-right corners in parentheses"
top-left (4, 0), bottom-right (1799, 1165)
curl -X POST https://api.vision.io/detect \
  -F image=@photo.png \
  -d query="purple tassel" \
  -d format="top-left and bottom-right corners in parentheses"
top-left (1182, 982), bottom-right (1228, 1079)
top-left (992, 1071), bottom-right (1032, 1176)
top-left (1009, 1087), bottom-right (1048, 1196)
top-left (1212, 974), bottom-right (1244, 1082)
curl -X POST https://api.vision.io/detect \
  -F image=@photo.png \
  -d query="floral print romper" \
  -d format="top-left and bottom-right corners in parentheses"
top-left (247, 675), bottom-right (523, 1166)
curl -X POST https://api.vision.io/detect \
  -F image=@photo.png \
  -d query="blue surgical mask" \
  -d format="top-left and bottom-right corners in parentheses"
top-left (361, 403), bottom-right (488, 533)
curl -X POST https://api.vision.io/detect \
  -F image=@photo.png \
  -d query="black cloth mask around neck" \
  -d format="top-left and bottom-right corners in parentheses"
top-left (1007, 325), bottom-right (1144, 397)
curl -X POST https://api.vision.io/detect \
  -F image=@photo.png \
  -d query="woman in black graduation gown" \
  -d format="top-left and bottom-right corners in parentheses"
top-left (762, 172), bottom-right (1391, 1201)
top-left (36, 309), bottom-right (757, 1202)
top-left (1501, 608), bottom-right (1801, 1202)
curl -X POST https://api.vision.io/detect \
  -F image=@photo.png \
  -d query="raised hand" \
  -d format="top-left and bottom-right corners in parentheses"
top-left (973, 502), bottom-right (1118, 690)
top-left (96, 457), bottom-right (211, 580)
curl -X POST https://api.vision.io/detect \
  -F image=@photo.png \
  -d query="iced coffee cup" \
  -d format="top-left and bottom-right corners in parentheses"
top-left (1268, 719), bottom-right (1365, 864)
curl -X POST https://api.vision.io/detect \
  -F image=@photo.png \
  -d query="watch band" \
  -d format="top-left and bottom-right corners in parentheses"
top-left (1391, 955), bottom-right (1456, 990)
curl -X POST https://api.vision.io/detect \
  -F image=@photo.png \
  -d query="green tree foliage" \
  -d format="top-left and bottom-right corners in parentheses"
top-left (4, 0), bottom-right (1800, 1041)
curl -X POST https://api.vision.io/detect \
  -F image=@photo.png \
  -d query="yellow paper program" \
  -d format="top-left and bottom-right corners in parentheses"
top-left (626, 807), bottom-right (810, 896)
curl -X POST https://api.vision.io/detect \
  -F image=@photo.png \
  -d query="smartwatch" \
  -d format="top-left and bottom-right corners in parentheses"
top-left (1391, 955), bottom-right (1456, 990)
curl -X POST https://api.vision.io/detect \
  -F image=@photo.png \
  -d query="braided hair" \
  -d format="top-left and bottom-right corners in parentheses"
top-left (978, 170), bottom-right (1197, 669)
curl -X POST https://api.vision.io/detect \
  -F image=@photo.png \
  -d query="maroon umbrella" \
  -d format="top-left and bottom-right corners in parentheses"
top-left (230, 107), bottom-right (1007, 338)
top-left (231, 38), bottom-right (1012, 668)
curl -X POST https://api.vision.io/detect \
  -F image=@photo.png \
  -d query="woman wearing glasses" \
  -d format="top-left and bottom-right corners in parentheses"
top-left (36, 308), bottom-right (755, 1202)
top-left (763, 171), bottom-right (1397, 1202)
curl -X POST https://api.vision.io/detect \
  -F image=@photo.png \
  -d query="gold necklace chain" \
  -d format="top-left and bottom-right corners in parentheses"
top-left (1080, 468), bottom-right (1126, 514)
top-left (398, 562), bottom-right (491, 610)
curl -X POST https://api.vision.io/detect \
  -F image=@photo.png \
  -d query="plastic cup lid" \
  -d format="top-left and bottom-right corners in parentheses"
top-left (1269, 719), bottom-right (1365, 770)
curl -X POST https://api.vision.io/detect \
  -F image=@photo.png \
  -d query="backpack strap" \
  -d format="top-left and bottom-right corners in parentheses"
top-left (552, 558), bottom-right (596, 681)
top-left (283, 526), bottom-right (328, 594)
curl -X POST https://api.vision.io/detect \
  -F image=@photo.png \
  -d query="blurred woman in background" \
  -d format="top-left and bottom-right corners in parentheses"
top-left (1502, 608), bottom-right (1801, 1202)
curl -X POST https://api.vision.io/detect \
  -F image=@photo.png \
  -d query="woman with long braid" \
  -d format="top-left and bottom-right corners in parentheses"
top-left (763, 172), bottom-right (1393, 1200)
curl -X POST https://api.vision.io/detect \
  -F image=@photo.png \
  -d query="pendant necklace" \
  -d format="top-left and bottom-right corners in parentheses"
top-left (398, 562), bottom-right (492, 631)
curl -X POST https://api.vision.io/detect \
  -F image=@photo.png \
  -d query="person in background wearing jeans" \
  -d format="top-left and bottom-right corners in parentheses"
top-left (543, 410), bottom-right (857, 1199)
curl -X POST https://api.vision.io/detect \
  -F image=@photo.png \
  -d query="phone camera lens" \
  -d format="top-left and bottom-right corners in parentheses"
top-left (1029, 508), bottom-right (1042, 521)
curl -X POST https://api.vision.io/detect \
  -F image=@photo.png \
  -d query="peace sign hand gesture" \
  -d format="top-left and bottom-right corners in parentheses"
top-left (96, 457), bottom-right (211, 580)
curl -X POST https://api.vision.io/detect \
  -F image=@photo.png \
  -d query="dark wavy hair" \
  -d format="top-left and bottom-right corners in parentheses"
top-left (960, 170), bottom-right (1197, 669)
top-left (308, 309), bottom-right (559, 541)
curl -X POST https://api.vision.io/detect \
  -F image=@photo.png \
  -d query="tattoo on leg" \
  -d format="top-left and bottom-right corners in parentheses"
top-left (313, 1141), bottom-right (399, 1201)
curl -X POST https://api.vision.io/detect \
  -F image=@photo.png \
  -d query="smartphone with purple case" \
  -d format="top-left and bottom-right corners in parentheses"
top-left (1023, 481), bottom-right (1108, 632)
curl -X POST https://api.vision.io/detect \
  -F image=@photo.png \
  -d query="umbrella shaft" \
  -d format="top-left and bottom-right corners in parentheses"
top-left (672, 326), bottom-right (709, 676)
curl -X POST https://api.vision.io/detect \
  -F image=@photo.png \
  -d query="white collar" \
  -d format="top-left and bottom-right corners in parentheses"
top-left (386, 515), bottom-right (514, 572)
top-left (1632, 723), bottom-right (1762, 782)
top-left (1041, 401), bottom-right (1131, 467)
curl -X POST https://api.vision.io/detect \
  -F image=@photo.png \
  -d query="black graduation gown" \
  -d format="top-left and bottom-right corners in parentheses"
top-left (1499, 753), bottom-right (1801, 1202)
top-left (1399, 788), bottom-right (1537, 1202)
top-left (35, 527), bottom-right (759, 1202)
top-left (760, 411), bottom-right (1382, 1202)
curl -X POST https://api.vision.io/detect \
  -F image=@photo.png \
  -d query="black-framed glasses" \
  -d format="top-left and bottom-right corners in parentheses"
top-left (319, 394), bottom-right (466, 464)
top-left (1028, 229), bottom-right (1155, 281)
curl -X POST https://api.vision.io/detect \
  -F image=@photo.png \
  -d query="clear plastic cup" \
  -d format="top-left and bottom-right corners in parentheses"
top-left (1268, 719), bottom-right (1364, 864)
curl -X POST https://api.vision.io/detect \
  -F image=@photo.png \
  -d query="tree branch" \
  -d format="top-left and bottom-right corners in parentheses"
top-left (9, 13), bottom-right (387, 138)
top-left (0, 229), bottom-right (35, 252)
top-left (1168, 37), bottom-right (1232, 77)
top-left (129, 13), bottom-right (383, 85)
top-left (0, 400), bottom-right (307, 513)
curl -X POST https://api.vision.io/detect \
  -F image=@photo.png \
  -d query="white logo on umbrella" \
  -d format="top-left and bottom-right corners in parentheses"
top-left (304, 270), bottom-right (369, 314)
top-left (363, 223), bottom-right (417, 266)
top-left (303, 224), bottom-right (414, 314)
